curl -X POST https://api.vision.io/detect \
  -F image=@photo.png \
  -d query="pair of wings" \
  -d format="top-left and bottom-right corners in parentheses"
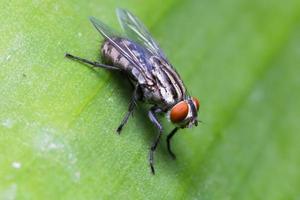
top-left (90, 8), bottom-right (169, 65)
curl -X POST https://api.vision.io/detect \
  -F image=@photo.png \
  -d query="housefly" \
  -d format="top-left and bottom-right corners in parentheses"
top-left (65, 8), bottom-right (200, 174)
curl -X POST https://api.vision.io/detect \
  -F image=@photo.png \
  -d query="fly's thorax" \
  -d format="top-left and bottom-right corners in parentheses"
top-left (148, 56), bottom-right (186, 106)
top-left (101, 37), bottom-right (188, 111)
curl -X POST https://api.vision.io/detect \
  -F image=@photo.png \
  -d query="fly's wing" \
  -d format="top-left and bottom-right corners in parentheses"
top-left (116, 9), bottom-right (188, 99)
top-left (90, 17), bottom-right (151, 73)
top-left (116, 8), bottom-right (168, 61)
top-left (89, 17), bottom-right (120, 39)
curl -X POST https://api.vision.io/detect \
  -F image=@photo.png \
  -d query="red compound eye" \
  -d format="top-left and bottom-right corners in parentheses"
top-left (170, 101), bottom-right (189, 123)
top-left (192, 97), bottom-right (200, 111)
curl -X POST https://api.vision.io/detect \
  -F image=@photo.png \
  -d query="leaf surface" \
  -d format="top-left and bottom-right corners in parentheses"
top-left (0, 0), bottom-right (300, 199)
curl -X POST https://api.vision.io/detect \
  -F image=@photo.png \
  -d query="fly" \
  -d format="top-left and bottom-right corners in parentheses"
top-left (65, 8), bottom-right (200, 174)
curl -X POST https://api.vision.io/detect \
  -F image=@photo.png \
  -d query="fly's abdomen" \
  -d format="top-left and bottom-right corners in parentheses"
top-left (101, 38), bottom-right (131, 70)
top-left (101, 37), bottom-right (154, 86)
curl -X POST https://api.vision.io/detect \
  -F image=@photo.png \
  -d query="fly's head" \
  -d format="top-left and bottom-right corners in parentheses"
top-left (169, 97), bottom-right (200, 128)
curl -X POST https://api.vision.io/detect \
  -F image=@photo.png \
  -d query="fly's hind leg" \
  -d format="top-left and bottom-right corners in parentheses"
top-left (116, 84), bottom-right (141, 134)
top-left (65, 53), bottom-right (120, 71)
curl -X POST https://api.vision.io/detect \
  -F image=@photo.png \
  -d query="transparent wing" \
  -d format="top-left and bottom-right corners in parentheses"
top-left (89, 16), bottom-right (120, 39)
top-left (90, 17), bottom-right (140, 67)
top-left (116, 8), bottom-right (168, 61)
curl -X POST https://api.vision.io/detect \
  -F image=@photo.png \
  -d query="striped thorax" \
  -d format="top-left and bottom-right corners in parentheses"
top-left (101, 38), bottom-right (188, 111)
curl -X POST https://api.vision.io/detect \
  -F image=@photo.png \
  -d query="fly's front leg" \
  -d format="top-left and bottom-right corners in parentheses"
top-left (148, 106), bottom-right (163, 175)
top-left (116, 84), bottom-right (141, 134)
top-left (65, 53), bottom-right (121, 71)
top-left (166, 127), bottom-right (179, 159)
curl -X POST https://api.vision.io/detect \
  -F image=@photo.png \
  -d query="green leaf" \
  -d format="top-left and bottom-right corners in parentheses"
top-left (1, 0), bottom-right (300, 199)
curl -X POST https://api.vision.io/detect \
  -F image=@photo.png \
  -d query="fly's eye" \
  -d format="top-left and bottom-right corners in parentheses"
top-left (170, 101), bottom-right (189, 123)
top-left (192, 97), bottom-right (200, 111)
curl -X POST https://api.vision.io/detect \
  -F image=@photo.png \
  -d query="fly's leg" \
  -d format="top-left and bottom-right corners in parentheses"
top-left (65, 53), bottom-right (121, 71)
top-left (116, 85), bottom-right (140, 134)
top-left (166, 127), bottom-right (179, 159)
top-left (148, 107), bottom-right (163, 175)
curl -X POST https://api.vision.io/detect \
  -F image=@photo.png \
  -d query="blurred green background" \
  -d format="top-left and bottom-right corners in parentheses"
top-left (1, 0), bottom-right (300, 199)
